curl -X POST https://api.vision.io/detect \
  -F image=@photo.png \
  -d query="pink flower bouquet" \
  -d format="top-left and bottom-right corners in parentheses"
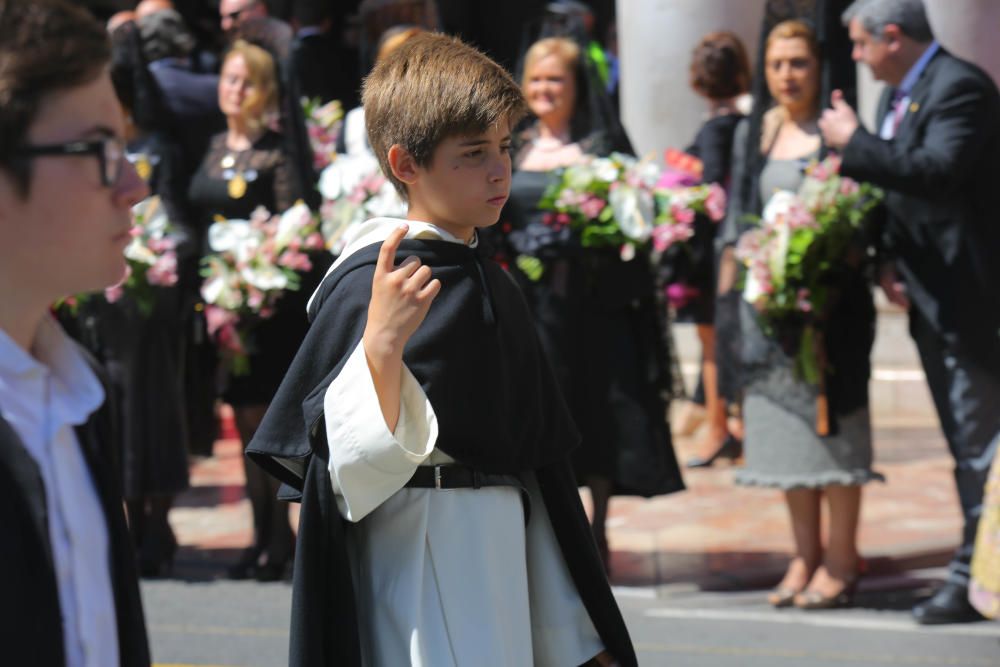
top-left (201, 202), bottom-right (328, 374)
top-left (103, 195), bottom-right (180, 316)
top-left (735, 155), bottom-right (882, 384)
top-left (302, 97), bottom-right (344, 171)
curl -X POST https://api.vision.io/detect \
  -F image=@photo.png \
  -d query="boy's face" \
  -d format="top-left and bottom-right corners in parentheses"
top-left (404, 121), bottom-right (512, 241)
top-left (0, 70), bottom-right (148, 306)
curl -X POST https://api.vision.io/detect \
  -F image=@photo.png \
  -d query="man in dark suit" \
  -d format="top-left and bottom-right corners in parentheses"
top-left (288, 0), bottom-right (361, 108)
top-left (820, 0), bottom-right (1000, 624)
top-left (0, 0), bottom-right (151, 662)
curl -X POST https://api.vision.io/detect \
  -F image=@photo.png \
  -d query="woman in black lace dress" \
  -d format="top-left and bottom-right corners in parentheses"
top-left (188, 39), bottom-right (328, 580)
top-left (673, 31), bottom-right (751, 469)
top-left (501, 35), bottom-right (683, 570)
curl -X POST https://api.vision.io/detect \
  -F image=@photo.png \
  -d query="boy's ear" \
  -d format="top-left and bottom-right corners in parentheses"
top-left (387, 144), bottom-right (420, 187)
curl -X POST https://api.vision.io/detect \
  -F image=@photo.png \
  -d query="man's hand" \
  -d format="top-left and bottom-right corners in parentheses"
top-left (362, 224), bottom-right (441, 431)
top-left (819, 89), bottom-right (860, 151)
top-left (879, 261), bottom-right (910, 310)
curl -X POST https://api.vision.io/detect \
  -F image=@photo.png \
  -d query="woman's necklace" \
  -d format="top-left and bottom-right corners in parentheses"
top-left (220, 151), bottom-right (258, 200)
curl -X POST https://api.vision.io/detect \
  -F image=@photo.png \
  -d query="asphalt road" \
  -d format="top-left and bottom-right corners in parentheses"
top-left (141, 575), bottom-right (1000, 667)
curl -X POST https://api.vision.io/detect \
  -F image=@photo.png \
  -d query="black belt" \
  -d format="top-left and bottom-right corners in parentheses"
top-left (405, 465), bottom-right (531, 523)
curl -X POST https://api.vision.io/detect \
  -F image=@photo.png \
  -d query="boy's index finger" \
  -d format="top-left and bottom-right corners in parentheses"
top-left (377, 224), bottom-right (409, 274)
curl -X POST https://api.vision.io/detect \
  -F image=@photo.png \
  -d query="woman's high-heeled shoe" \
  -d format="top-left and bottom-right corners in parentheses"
top-left (685, 435), bottom-right (743, 469)
top-left (768, 586), bottom-right (803, 608)
top-left (793, 576), bottom-right (860, 610)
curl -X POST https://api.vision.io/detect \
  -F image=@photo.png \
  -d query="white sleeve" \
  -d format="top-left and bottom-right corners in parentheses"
top-left (324, 340), bottom-right (438, 521)
top-left (523, 473), bottom-right (605, 666)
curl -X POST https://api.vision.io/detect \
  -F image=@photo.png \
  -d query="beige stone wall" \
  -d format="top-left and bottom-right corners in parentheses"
top-left (617, 0), bottom-right (767, 159)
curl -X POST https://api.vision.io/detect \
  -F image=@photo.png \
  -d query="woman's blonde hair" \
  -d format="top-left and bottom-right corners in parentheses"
top-left (222, 39), bottom-right (278, 133)
top-left (376, 26), bottom-right (424, 62)
top-left (520, 37), bottom-right (580, 92)
top-left (766, 19), bottom-right (820, 61)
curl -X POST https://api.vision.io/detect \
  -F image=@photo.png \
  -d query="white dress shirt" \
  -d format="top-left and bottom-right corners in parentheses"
top-left (0, 315), bottom-right (119, 667)
top-left (879, 41), bottom-right (940, 140)
top-left (317, 218), bottom-right (605, 666)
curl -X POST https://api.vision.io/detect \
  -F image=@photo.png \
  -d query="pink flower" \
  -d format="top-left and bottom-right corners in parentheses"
top-left (704, 183), bottom-right (727, 222)
top-left (797, 288), bottom-right (813, 313)
top-left (205, 305), bottom-right (237, 337)
top-left (305, 232), bottom-right (325, 250)
top-left (216, 322), bottom-right (246, 355)
top-left (246, 286), bottom-right (265, 310)
top-left (839, 178), bottom-right (860, 197)
top-left (665, 282), bottom-right (700, 309)
top-left (670, 201), bottom-right (696, 225)
top-left (147, 253), bottom-right (178, 286)
top-left (786, 204), bottom-right (817, 230)
top-left (579, 195), bottom-right (606, 220)
top-left (651, 221), bottom-right (694, 252)
top-left (104, 283), bottom-right (124, 302)
top-left (656, 169), bottom-right (698, 189)
top-left (278, 250), bottom-right (313, 272)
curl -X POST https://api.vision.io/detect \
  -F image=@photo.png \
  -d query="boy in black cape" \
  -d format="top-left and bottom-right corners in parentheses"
top-left (247, 32), bottom-right (634, 666)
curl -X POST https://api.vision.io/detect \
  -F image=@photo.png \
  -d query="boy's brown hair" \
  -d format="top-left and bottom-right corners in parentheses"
top-left (362, 32), bottom-right (528, 198)
top-left (0, 0), bottom-right (111, 195)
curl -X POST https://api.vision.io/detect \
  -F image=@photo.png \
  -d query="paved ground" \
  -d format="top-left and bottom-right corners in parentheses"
top-left (142, 406), bottom-right (1000, 666)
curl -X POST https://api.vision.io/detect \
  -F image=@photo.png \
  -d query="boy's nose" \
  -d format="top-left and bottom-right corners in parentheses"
top-left (115, 160), bottom-right (150, 208)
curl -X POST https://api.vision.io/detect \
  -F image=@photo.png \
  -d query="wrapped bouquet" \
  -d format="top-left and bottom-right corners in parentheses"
top-left (200, 202), bottom-right (327, 374)
top-left (736, 155), bottom-right (882, 385)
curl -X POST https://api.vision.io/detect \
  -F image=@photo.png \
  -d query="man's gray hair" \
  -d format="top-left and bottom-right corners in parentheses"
top-left (842, 0), bottom-right (934, 42)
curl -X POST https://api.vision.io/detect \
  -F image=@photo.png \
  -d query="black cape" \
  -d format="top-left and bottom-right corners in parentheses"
top-left (247, 238), bottom-right (637, 666)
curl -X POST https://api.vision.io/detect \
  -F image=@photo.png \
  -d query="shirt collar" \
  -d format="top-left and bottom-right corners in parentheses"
top-left (0, 315), bottom-right (104, 426)
top-left (898, 41), bottom-right (940, 96)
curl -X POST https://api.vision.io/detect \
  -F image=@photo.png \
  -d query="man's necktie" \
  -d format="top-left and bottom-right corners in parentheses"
top-left (890, 88), bottom-right (908, 137)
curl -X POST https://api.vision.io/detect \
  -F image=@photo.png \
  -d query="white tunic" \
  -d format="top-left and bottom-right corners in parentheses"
top-left (319, 218), bottom-right (604, 666)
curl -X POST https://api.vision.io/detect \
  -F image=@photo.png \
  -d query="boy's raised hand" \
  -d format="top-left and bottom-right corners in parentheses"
top-left (362, 224), bottom-right (441, 432)
top-left (364, 224), bottom-right (442, 356)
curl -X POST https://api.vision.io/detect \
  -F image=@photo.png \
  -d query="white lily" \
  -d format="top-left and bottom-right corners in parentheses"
top-left (611, 185), bottom-right (654, 243)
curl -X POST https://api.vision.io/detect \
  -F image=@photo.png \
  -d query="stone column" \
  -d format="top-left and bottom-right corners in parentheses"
top-left (617, 0), bottom-right (767, 159)
top-left (925, 0), bottom-right (1000, 86)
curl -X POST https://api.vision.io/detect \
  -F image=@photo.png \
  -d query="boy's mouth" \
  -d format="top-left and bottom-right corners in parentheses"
top-left (487, 195), bottom-right (508, 207)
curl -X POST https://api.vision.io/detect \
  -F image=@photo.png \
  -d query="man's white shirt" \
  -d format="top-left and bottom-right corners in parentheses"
top-left (0, 315), bottom-right (118, 667)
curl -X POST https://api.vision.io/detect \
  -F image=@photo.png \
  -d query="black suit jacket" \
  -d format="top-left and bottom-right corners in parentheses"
top-left (289, 31), bottom-right (360, 109)
top-left (0, 350), bottom-right (150, 666)
top-left (841, 49), bottom-right (1000, 365)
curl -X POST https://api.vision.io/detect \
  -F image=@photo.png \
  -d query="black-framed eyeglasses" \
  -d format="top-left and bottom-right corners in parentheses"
top-left (13, 136), bottom-right (126, 187)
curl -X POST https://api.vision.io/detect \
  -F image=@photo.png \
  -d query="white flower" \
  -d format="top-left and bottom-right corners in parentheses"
top-left (241, 264), bottom-right (288, 291)
top-left (124, 238), bottom-right (157, 265)
top-left (610, 185), bottom-right (654, 242)
top-left (365, 183), bottom-right (407, 218)
top-left (202, 274), bottom-right (243, 310)
top-left (762, 189), bottom-right (797, 229)
top-left (275, 201), bottom-right (313, 247)
top-left (592, 157), bottom-right (620, 183)
top-left (743, 271), bottom-right (763, 305)
top-left (208, 220), bottom-right (252, 253)
top-left (636, 161), bottom-right (662, 188)
top-left (564, 163), bottom-right (594, 191)
top-left (318, 153), bottom-right (380, 200)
